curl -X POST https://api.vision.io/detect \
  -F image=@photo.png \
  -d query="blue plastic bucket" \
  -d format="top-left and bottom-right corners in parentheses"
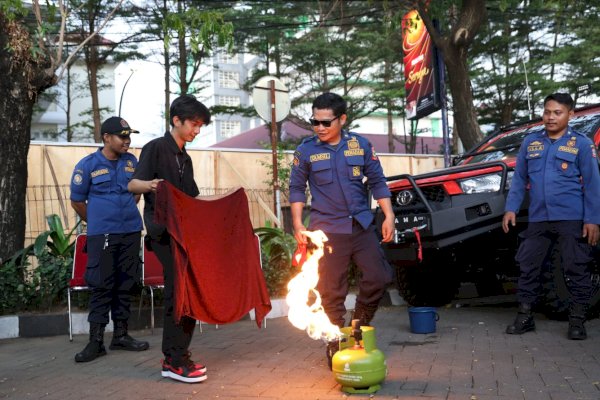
top-left (408, 307), bottom-right (439, 334)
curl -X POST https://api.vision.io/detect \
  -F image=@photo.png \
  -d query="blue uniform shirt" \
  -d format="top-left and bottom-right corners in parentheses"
top-left (289, 131), bottom-right (391, 234)
top-left (505, 127), bottom-right (600, 224)
top-left (70, 148), bottom-right (143, 235)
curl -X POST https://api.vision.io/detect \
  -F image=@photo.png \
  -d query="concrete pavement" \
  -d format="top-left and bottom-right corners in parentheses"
top-left (0, 304), bottom-right (599, 400)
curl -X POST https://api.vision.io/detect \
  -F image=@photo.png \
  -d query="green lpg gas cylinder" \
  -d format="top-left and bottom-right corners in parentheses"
top-left (331, 322), bottom-right (387, 394)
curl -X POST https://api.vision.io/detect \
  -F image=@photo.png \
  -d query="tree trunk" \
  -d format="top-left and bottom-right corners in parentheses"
top-left (0, 15), bottom-right (54, 263)
top-left (163, 0), bottom-right (171, 132)
top-left (443, 45), bottom-right (482, 150)
top-left (88, 61), bottom-right (102, 142)
top-left (417, 0), bottom-right (486, 151)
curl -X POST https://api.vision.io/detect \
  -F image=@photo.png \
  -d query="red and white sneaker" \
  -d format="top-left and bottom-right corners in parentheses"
top-left (161, 357), bottom-right (207, 383)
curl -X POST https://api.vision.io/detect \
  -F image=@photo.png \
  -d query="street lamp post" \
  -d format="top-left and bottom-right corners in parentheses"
top-left (118, 69), bottom-right (135, 117)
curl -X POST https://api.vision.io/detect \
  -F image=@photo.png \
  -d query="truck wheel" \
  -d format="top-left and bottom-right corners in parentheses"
top-left (539, 249), bottom-right (600, 320)
top-left (394, 253), bottom-right (460, 307)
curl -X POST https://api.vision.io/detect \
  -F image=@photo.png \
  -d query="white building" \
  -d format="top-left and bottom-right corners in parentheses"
top-left (192, 51), bottom-right (263, 148)
top-left (31, 60), bottom-right (118, 143)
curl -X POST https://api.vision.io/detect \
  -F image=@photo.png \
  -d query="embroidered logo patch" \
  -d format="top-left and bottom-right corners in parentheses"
top-left (348, 138), bottom-right (359, 150)
top-left (353, 166), bottom-right (361, 176)
top-left (73, 174), bottom-right (83, 185)
top-left (561, 162), bottom-right (568, 170)
top-left (527, 144), bottom-right (544, 152)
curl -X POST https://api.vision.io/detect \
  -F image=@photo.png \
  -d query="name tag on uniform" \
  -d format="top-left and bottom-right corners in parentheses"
top-left (344, 149), bottom-right (364, 157)
top-left (310, 153), bottom-right (330, 162)
top-left (91, 168), bottom-right (109, 178)
top-left (558, 145), bottom-right (578, 155)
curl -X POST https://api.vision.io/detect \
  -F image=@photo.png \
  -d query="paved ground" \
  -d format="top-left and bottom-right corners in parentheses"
top-left (0, 303), bottom-right (599, 400)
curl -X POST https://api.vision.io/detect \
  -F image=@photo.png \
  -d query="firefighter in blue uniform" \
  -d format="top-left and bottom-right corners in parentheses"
top-left (70, 117), bottom-right (149, 362)
top-left (503, 93), bottom-right (600, 340)
top-left (289, 92), bottom-right (395, 368)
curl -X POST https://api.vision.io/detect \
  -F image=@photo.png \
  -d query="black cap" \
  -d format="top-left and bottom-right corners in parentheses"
top-left (101, 116), bottom-right (139, 136)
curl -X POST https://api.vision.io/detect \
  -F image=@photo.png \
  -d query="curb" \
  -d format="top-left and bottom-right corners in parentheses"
top-left (0, 289), bottom-right (404, 340)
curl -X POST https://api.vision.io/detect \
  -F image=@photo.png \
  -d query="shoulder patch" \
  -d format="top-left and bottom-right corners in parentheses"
top-left (371, 146), bottom-right (378, 161)
top-left (72, 174), bottom-right (83, 185)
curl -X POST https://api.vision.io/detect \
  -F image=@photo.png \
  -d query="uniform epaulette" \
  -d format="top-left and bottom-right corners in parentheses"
top-left (300, 135), bottom-right (317, 145)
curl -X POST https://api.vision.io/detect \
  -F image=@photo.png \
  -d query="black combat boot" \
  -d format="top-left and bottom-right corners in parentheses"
top-left (326, 339), bottom-right (340, 371)
top-left (567, 303), bottom-right (587, 340)
top-left (351, 301), bottom-right (379, 327)
top-left (506, 303), bottom-right (535, 334)
top-left (75, 322), bottom-right (107, 362)
top-left (109, 320), bottom-right (150, 351)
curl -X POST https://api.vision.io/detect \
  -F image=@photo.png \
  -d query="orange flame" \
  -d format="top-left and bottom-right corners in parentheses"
top-left (286, 230), bottom-right (341, 341)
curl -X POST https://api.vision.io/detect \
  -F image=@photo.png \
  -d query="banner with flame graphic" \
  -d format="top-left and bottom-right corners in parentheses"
top-left (402, 9), bottom-right (440, 120)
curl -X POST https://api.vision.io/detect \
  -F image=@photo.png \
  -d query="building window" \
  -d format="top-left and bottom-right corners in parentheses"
top-left (217, 52), bottom-right (238, 64)
top-left (220, 121), bottom-right (241, 139)
top-left (219, 96), bottom-right (241, 107)
top-left (218, 70), bottom-right (239, 89)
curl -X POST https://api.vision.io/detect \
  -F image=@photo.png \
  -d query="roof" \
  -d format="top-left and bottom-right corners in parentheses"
top-left (210, 120), bottom-right (444, 155)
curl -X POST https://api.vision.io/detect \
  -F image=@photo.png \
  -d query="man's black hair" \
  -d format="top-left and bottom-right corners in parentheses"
top-left (312, 92), bottom-right (347, 117)
top-left (169, 94), bottom-right (211, 127)
top-left (544, 93), bottom-right (575, 111)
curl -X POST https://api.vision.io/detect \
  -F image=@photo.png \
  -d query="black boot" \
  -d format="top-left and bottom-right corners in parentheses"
top-left (326, 339), bottom-right (339, 371)
top-left (506, 303), bottom-right (535, 334)
top-left (109, 320), bottom-right (149, 351)
top-left (351, 301), bottom-right (379, 327)
top-left (568, 303), bottom-right (587, 340)
top-left (75, 322), bottom-right (107, 362)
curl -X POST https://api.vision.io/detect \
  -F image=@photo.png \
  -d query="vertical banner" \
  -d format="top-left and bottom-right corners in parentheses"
top-left (402, 10), bottom-right (440, 120)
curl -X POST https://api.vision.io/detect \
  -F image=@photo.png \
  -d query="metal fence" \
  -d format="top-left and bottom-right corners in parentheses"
top-left (25, 184), bottom-right (293, 246)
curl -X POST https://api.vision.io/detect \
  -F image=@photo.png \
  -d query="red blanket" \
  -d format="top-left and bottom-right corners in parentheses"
top-left (154, 181), bottom-right (271, 328)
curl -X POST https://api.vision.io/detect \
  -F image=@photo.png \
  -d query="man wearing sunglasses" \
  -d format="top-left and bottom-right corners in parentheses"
top-left (70, 116), bottom-right (149, 363)
top-left (289, 92), bottom-right (395, 369)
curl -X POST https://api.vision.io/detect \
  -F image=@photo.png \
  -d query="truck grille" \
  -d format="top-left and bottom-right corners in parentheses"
top-left (393, 185), bottom-right (448, 213)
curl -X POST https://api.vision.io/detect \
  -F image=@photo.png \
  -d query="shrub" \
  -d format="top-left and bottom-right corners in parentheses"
top-left (0, 214), bottom-right (79, 315)
top-left (255, 225), bottom-right (297, 297)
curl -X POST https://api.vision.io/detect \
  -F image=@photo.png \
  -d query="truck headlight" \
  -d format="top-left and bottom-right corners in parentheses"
top-left (458, 173), bottom-right (503, 194)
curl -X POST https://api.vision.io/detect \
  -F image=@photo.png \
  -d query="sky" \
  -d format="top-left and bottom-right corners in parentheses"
top-left (114, 60), bottom-right (166, 147)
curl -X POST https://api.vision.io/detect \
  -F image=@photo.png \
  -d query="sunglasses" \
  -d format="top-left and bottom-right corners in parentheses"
top-left (309, 115), bottom-right (340, 128)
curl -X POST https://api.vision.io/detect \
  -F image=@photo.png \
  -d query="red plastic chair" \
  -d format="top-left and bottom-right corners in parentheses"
top-left (140, 241), bottom-right (164, 333)
top-left (68, 234), bottom-right (89, 341)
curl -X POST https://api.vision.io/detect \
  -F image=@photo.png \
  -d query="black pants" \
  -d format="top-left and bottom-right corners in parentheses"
top-left (516, 221), bottom-right (593, 305)
top-left (86, 232), bottom-right (141, 324)
top-left (149, 235), bottom-right (197, 366)
top-left (317, 224), bottom-right (393, 327)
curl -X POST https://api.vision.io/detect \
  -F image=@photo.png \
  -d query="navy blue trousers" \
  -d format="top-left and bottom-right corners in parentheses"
top-left (85, 232), bottom-right (141, 324)
top-left (515, 221), bottom-right (593, 306)
top-left (317, 224), bottom-right (393, 327)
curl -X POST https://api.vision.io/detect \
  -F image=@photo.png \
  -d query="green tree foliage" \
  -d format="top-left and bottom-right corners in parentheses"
top-left (136, 0), bottom-right (233, 130)
top-left (66, 0), bottom-right (144, 142)
top-left (470, 0), bottom-right (600, 131)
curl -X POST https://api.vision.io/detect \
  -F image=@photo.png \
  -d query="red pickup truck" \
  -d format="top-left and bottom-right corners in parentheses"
top-left (377, 104), bottom-right (600, 318)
